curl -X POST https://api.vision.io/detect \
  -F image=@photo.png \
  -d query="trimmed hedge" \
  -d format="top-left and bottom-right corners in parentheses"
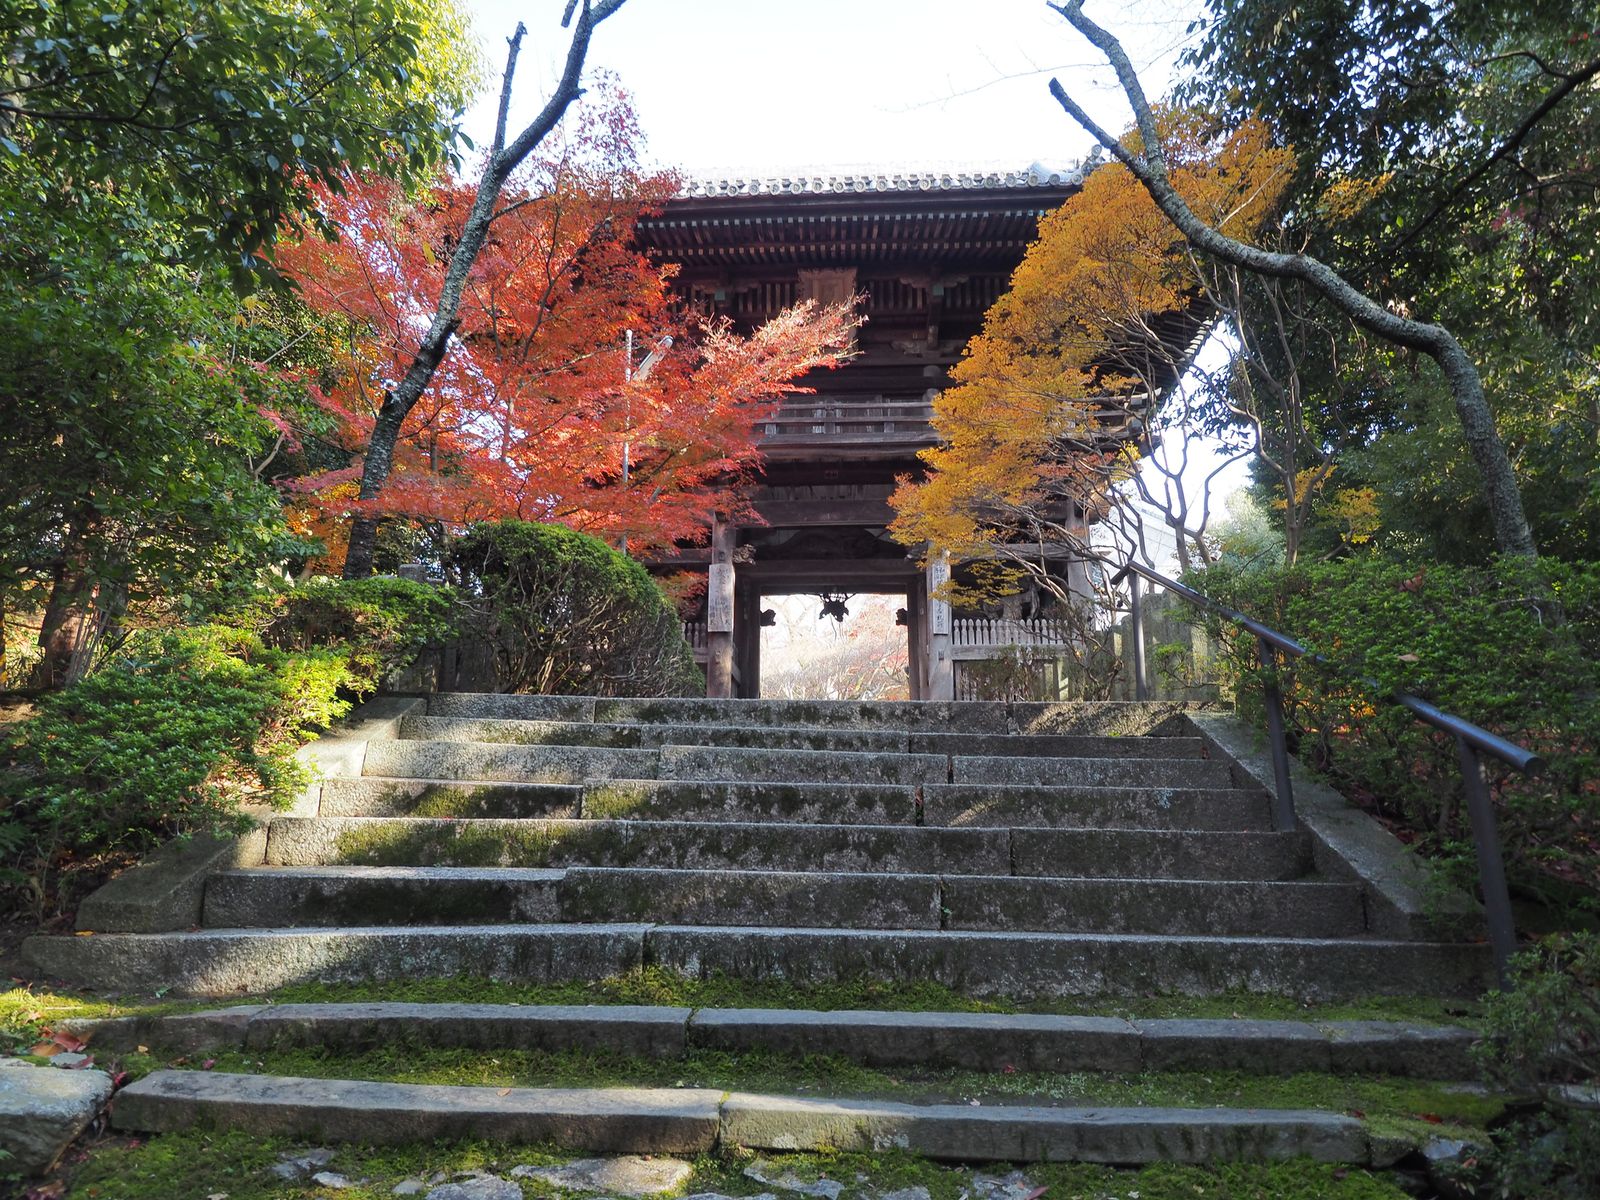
top-left (449, 521), bottom-right (701, 698)
top-left (1191, 557), bottom-right (1600, 916)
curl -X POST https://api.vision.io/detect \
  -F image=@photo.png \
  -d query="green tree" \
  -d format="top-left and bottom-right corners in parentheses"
top-left (0, 0), bottom-right (480, 282)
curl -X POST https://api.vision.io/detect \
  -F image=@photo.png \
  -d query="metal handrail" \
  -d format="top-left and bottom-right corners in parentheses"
top-left (1111, 556), bottom-right (1539, 983)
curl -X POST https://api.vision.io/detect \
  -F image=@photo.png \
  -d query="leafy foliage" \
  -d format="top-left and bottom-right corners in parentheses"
top-left (1193, 556), bottom-right (1600, 913)
top-left (448, 521), bottom-right (700, 697)
top-left (889, 110), bottom-right (1291, 587)
top-left (277, 83), bottom-right (857, 568)
top-left (0, 578), bottom-right (453, 919)
top-left (1474, 933), bottom-right (1600, 1198)
top-left (0, 0), bottom-right (479, 281)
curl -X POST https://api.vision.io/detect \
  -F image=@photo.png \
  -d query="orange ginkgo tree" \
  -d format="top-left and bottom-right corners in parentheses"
top-left (276, 86), bottom-right (857, 571)
top-left (889, 109), bottom-right (1293, 597)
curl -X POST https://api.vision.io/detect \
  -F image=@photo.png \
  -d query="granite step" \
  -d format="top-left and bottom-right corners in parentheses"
top-left (201, 866), bottom-right (564, 928)
top-left (111, 1070), bottom-right (1378, 1163)
top-left (399, 715), bottom-right (1209, 761)
top-left (70, 1002), bottom-right (1479, 1079)
top-left (262, 817), bottom-right (1311, 880)
top-left (22, 923), bottom-right (1492, 999)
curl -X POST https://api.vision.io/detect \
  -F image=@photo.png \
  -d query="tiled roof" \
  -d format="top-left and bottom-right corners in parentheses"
top-left (677, 160), bottom-right (1090, 199)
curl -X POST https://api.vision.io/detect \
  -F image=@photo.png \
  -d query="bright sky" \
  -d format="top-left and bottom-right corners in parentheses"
top-left (459, 0), bottom-right (1208, 174)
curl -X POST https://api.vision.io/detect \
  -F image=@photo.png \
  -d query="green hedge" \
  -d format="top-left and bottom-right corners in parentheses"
top-left (1190, 557), bottom-right (1600, 916)
top-left (0, 577), bottom-right (453, 919)
top-left (449, 521), bottom-right (701, 697)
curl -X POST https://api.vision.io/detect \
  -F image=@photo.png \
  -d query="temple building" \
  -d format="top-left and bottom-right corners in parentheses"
top-left (634, 165), bottom-right (1151, 700)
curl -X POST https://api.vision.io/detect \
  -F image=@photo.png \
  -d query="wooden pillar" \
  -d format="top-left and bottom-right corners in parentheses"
top-left (705, 518), bottom-right (736, 698)
top-left (906, 581), bottom-right (926, 702)
top-left (735, 582), bottom-right (761, 698)
top-left (927, 553), bottom-right (955, 702)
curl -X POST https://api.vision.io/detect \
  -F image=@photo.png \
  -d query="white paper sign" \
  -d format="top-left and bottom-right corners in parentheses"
top-left (928, 557), bottom-right (951, 636)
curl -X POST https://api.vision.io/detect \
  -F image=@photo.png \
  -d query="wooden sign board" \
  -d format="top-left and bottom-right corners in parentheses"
top-left (707, 563), bottom-right (735, 633)
top-left (928, 557), bottom-right (951, 635)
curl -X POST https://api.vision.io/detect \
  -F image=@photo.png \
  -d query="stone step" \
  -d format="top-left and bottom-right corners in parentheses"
top-left (920, 783), bottom-right (1268, 830)
top-left (25, 924), bottom-right (1492, 998)
top-left (363, 739), bottom-right (664, 785)
top-left (111, 1070), bottom-right (1377, 1163)
top-left (262, 817), bottom-right (1309, 880)
top-left (320, 778), bottom-right (583, 819)
top-left (72, 1002), bottom-right (1479, 1079)
top-left (264, 816), bottom-right (1014, 875)
top-left (401, 715), bottom-right (1208, 761)
top-left (196, 865), bottom-right (1360, 936)
top-left (322, 777), bottom-right (1270, 831)
top-left (951, 754), bottom-right (1234, 789)
top-left (201, 866), bottom-right (564, 928)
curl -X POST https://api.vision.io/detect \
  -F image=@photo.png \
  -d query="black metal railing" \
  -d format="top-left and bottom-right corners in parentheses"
top-left (1111, 558), bottom-right (1541, 984)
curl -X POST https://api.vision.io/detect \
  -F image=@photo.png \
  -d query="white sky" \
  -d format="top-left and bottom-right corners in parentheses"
top-left (458, 0), bottom-right (1248, 571)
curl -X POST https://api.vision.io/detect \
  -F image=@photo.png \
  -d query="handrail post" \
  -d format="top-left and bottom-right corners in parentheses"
top-left (1257, 634), bottom-right (1297, 831)
top-left (1128, 574), bottom-right (1150, 701)
top-left (1456, 735), bottom-right (1519, 986)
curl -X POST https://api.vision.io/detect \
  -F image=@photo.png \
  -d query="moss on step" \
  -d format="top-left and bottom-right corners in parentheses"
top-left (60, 1131), bottom-right (1422, 1200)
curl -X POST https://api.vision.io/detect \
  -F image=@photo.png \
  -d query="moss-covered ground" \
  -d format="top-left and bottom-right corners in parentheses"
top-left (60, 1135), bottom-right (1421, 1200)
top-left (0, 966), bottom-right (1480, 1033)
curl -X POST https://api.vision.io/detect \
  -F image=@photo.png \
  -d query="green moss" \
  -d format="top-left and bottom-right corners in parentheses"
top-left (329, 820), bottom-right (630, 869)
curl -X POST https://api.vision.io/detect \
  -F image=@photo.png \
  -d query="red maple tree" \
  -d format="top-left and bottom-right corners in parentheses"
top-left (276, 86), bottom-right (856, 568)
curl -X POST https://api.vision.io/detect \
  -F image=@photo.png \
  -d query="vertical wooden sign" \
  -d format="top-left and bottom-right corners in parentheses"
top-left (707, 563), bottom-right (735, 633)
top-left (928, 556), bottom-right (951, 635)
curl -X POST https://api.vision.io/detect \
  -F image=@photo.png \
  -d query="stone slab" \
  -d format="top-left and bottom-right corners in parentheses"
top-left (426, 694), bottom-right (597, 722)
top-left (24, 924), bottom-right (647, 996)
top-left (364, 740), bottom-right (661, 785)
top-left (558, 867), bottom-right (942, 929)
top-left (644, 926), bottom-right (1495, 1000)
top-left (942, 877), bottom-right (1365, 937)
top-left (719, 1093), bottom-right (1370, 1163)
top-left (688, 1009), bottom-right (1142, 1072)
top-left (113, 1071), bottom-right (722, 1152)
top-left (910, 733), bottom-right (1207, 760)
top-left (0, 1058), bottom-right (115, 1174)
top-left (73, 830), bottom-right (267, 934)
top-left (580, 780), bottom-right (919, 826)
top-left (592, 698), bottom-right (1010, 732)
top-left (952, 755), bottom-right (1234, 790)
top-left (1008, 701), bottom-right (1201, 737)
top-left (266, 817), bottom-right (1010, 875)
top-left (59, 1007), bottom-right (264, 1054)
top-left (244, 1003), bottom-right (691, 1056)
top-left (1135, 1019), bottom-right (1334, 1073)
top-left (660, 745), bottom-right (949, 786)
top-left (202, 866), bottom-right (564, 927)
top-left (402, 717), bottom-right (911, 756)
top-left (1010, 828), bottom-right (1315, 881)
top-left (1320, 1020), bottom-right (1479, 1078)
top-left (320, 778), bottom-right (583, 819)
top-left (921, 785), bottom-right (1268, 831)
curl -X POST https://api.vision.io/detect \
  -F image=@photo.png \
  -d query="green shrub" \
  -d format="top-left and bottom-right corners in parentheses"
top-left (449, 521), bottom-right (701, 697)
top-left (0, 577), bottom-right (455, 919)
top-left (1474, 933), bottom-right (1600, 1198)
top-left (1190, 557), bottom-right (1600, 914)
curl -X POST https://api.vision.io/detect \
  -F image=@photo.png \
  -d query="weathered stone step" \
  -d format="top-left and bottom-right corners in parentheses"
top-left (23, 925), bottom-right (648, 995)
top-left (112, 1070), bottom-right (1376, 1162)
top-left (320, 778), bottom-right (583, 819)
top-left (952, 754), bottom-right (1233, 789)
top-left (646, 925), bottom-right (1494, 1000)
top-left (201, 866), bottom-right (564, 928)
top-left (25, 923), bottom-right (1491, 998)
top-left (72, 1002), bottom-right (1479, 1079)
top-left (262, 817), bottom-right (1308, 880)
top-left (264, 816), bottom-right (1014, 875)
top-left (363, 739), bottom-right (664, 785)
top-left (401, 715), bottom-right (1208, 761)
top-left (322, 777), bottom-right (1270, 831)
top-left (195, 864), bottom-right (1359, 936)
top-left (115, 1071), bottom-right (721, 1153)
top-left (920, 783), bottom-right (1268, 830)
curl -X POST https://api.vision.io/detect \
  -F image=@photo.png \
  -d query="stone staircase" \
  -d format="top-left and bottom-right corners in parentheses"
top-left (24, 694), bottom-right (1497, 1167)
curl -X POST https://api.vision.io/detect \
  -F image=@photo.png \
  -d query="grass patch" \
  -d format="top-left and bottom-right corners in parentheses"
top-left (2, 968), bottom-right (1480, 1048)
top-left (59, 1133), bottom-right (1422, 1200)
top-left (144, 1044), bottom-right (1500, 1138)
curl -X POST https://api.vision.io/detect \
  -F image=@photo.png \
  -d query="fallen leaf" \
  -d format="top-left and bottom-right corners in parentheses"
top-left (136, 1045), bottom-right (149, 1054)
top-left (201, 1059), bottom-right (215, 1070)
top-left (74, 930), bottom-right (94, 937)
top-left (28, 1042), bottom-right (62, 1057)
top-left (1420, 1113), bottom-right (1444, 1124)
top-left (1398, 653), bottom-right (1421, 663)
top-left (497, 1087), bottom-right (512, 1096)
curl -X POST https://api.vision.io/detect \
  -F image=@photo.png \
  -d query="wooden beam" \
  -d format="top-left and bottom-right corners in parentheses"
top-left (754, 498), bottom-right (896, 526)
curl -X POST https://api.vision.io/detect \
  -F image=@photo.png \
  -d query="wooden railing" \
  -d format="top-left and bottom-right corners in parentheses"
top-left (761, 398), bottom-right (935, 445)
top-left (951, 617), bottom-right (1076, 648)
top-left (682, 620), bottom-right (708, 652)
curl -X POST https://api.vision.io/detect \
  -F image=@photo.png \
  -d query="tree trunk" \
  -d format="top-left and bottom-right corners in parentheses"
top-left (31, 545), bottom-right (97, 691)
top-left (1048, 0), bottom-right (1539, 560)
